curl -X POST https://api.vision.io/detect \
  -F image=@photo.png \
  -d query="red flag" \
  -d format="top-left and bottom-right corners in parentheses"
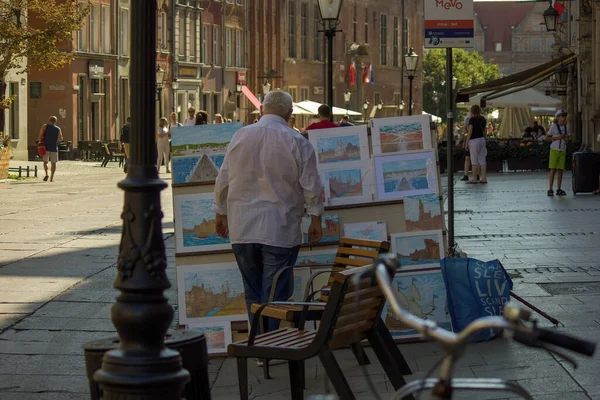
top-left (363, 63), bottom-right (370, 84)
top-left (349, 62), bottom-right (356, 87)
top-left (553, 1), bottom-right (565, 16)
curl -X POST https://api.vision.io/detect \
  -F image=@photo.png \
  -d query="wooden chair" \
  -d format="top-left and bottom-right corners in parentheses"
top-left (229, 263), bottom-right (412, 400)
top-left (250, 238), bottom-right (396, 378)
top-left (101, 143), bottom-right (125, 167)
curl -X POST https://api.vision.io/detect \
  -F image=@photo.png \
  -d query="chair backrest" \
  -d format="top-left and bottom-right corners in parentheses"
top-left (311, 264), bottom-right (388, 351)
top-left (319, 238), bottom-right (389, 303)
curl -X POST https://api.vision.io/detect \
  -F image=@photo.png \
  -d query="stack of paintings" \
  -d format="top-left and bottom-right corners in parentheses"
top-left (171, 122), bottom-right (243, 186)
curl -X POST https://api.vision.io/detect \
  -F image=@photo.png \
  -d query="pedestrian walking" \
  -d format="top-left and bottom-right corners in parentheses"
top-left (184, 107), bottom-right (196, 126)
top-left (301, 104), bottom-right (338, 138)
top-left (156, 117), bottom-right (171, 174)
top-left (461, 112), bottom-right (473, 181)
top-left (287, 115), bottom-right (301, 133)
top-left (39, 116), bottom-right (63, 182)
top-left (169, 112), bottom-right (182, 131)
top-left (546, 110), bottom-right (569, 196)
top-left (465, 105), bottom-right (488, 184)
top-left (195, 110), bottom-right (208, 125)
top-left (213, 90), bottom-right (324, 338)
top-left (120, 117), bottom-right (131, 173)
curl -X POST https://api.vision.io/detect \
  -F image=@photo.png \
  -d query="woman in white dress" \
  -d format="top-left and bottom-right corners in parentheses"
top-left (156, 117), bottom-right (170, 173)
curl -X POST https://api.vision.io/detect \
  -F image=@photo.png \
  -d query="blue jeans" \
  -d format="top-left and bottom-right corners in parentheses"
top-left (232, 243), bottom-right (300, 332)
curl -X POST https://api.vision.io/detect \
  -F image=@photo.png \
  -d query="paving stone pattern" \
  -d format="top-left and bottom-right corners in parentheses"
top-left (1, 164), bottom-right (599, 399)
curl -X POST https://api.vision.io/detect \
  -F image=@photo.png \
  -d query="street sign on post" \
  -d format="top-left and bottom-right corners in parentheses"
top-left (425, 0), bottom-right (474, 48)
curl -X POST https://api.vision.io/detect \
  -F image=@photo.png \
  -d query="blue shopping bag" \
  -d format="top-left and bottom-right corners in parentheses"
top-left (441, 257), bottom-right (513, 342)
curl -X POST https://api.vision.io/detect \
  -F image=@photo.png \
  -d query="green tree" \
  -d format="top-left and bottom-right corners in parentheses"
top-left (423, 49), bottom-right (502, 123)
top-left (0, 0), bottom-right (89, 133)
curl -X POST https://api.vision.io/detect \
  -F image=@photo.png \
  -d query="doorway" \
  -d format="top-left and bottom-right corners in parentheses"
top-left (91, 101), bottom-right (100, 141)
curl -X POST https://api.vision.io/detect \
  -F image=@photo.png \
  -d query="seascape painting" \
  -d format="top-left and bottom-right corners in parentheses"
top-left (174, 193), bottom-right (231, 254)
top-left (403, 194), bottom-right (443, 232)
top-left (296, 249), bottom-right (337, 266)
top-left (321, 162), bottom-right (374, 206)
top-left (309, 126), bottom-right (370, 167)
top-left (343, 221), bottom-right (388, 242)
top-left (171, 122), bottom-right (243, 185)
top-left (177, 263), bottom-right (247, 324)
top-left (390, 230), bottom-right (444, 267)
top-left (371, 115), bottom-right (432, 154)
top-left (374, 150), bottom-right (439, 201)
top-left (188, 322), bottom-right (232, 354)
top-left (382, 268), bottom-right (452, 339)
top-left (302, 214), bottom-right (340, 244)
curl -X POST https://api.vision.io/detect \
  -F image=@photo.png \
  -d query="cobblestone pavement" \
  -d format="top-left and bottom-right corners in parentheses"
top-left (0, 162), bottom-right (599, 399)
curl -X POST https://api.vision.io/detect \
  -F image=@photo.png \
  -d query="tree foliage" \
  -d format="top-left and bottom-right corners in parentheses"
top-left (0, 0), bottom-right (89, 113)
top-left (423, 49), bottom-right (502, 122)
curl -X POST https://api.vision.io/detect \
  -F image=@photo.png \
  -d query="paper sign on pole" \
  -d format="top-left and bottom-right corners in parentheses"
top-left (424, 0), bottom-right (474, 48)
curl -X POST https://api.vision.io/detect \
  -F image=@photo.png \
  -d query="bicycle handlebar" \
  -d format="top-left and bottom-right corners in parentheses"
top-left (369, 255), bottom-right (597, 357)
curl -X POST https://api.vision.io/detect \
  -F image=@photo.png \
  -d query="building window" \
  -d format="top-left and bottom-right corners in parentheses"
top-left (364, 7), bottom-right (368, 44)
top-left (178, 14), bottom-right (185, 57)
top-left (374, 91), bottom-right (381, 105)
top-left (159, 12), bottom-right (168, 51)
top-left (102, 5), bottom-right (111, 53)
top-left (120, 8), bottom-right (129, 56)
top-left (235, 29), bottom-right (242, 67)
top-left (226, 27), bottom-right (233, 67)
top-left (190, 15), bottom-right (197, 59)
top-left (300, 87), bottom-right (309, 101)
top-left (78, 9), bottom-right (88, 52)
top-left (495, 42), bottom-right (502, 52)
top-left (380, 14), bottom-right (387, 66)
top-left (202, 25), bottom-right (209, 63)
top-left (301, 3), bottom-right (308, 59)
top-left (288, 86), bottom-right (297, 101)
top-left (213, 26), bottom-right (220, 65)
top-left (393, 92), bottom-right (401, 108)
top-left (29, 82), bottom-right (42, 99)
top-left (313, 5), bottom-right (321, 61)
top-left (523, 39), bottom-right (530, 52)
top-left (8, 83), bottom-right (19, 139)
top-left (353, 6), bottom-right (357, 43)
top-left (90, 3), bottom-right (100, 53)
top-left (393, 16), bottom-right (399, 67)
top-left (288, 1), bottom-right (296, 58)
top-left (403, 18), bottom-right (409, 55)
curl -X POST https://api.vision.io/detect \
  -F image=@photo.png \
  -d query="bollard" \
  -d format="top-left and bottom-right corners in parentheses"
top-left (18, 166), bottom-right (22, 177)
top-left (34, 166), bottom-right (38, 177)
top-left (26, 166), bottom-right (30, 177)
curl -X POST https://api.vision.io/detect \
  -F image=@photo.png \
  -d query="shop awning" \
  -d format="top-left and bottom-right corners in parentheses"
top-left (458, 88), bottom-right (561, 108)
top-left (457, 53), bottom-right (577, 98)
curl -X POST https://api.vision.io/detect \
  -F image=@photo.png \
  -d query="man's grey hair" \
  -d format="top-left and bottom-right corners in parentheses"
top-left (262, 90), bottom-right (293, 118)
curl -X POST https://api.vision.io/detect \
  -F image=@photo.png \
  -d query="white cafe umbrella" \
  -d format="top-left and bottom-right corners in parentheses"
top-left (295, 100), bottom-right (362, 116)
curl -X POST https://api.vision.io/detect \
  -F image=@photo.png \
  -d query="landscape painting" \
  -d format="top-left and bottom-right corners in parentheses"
top-left (390, 230), bottom-right (444, 267)
top-left (188, 322), bottom-right (232, 355)
top-left (302, 214), bottom-right (340, 244)
top-left (171, 122), bottom-right (243, 186)
top-left (174, 193), bottom-right (231, 254)
top-left (404, 194), bottom-right (443, 232)
top-left (371, 115), bottom-right (432, 154)
top-left (296, 249), bottom-right (337, 266)
top-left (177, 263), bottom-right (247, 324)
top-left (343, 221), bottom-right (388, 242)
top-left (382, 268), bottom-right (452, 339)
top-left (309, 126), bottom-right (369, 167)
top-left (291, 267), bottom-right (312, 302)
top-left (374, 150), bottom-right (439, 201)
top-left (321, 162), bottom-right (374, 206)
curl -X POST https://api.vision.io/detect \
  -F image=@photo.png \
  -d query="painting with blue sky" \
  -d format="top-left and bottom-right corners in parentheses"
top-left (374, 150), bottom-right (438, 200)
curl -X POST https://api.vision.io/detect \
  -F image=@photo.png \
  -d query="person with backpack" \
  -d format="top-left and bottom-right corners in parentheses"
top-left (546, 110), bottom-right (569, 196)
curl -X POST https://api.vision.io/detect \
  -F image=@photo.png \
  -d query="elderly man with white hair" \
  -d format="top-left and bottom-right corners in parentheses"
top-left (213, 90), bottom-right (324, 335)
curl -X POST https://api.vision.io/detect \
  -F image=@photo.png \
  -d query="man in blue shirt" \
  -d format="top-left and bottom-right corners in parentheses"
top-left (39, 116), bottom-right (63, 182)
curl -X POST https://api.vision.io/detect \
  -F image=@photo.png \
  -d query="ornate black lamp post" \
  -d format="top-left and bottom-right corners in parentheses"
top-left (317, 0), bottom-right (343, 121)
top-left (156, 65), bottom-right (165, 118)
top-left (543, 1), bottom-right (559, 32)
top-left (404, 47), bottom-right (419, 116)
top-left (94, 0), bottom-right (190, 398)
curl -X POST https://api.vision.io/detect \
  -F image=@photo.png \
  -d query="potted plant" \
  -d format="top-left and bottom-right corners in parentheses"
top-left (506, 141), bottom-right (546, 171)
top-left (0, 133), bottom-right (11, 179)
top-left (485, 139), bottom-right (506, 172)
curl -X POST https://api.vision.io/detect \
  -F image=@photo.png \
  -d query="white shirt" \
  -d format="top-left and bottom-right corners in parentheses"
top-left (184, 117), bottom-right (196, 126)
top-left (213, 114), bottom-right (324, 248)
top-left (547, 123), bottom-right (568, 152)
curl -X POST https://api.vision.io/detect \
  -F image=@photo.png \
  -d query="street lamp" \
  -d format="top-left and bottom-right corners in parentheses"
top-left (555, 65), bottom-right (569, 86)
top-left (344, 90), bottom-right (351, 115)
top-left (377, 100), bottom-right (383, 111)
top-left (543, 1), bottom-right (559, 32)
top-left (156, 65), bottom-right (165, 118)
top-left (363, 99), bottom-right (369, 121)
top-left (399, 100), bottom-right (405, 116)
top-left (262, 80), bottom-right (271, 95)
top-left (452, 76), bottom-right (458, 90)
top-left (236, 83), bottom-right (243, 93)
top-left (404, 47), bottom-right (419, 116)
top-left (317, 0), bottom-right (344, 120)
